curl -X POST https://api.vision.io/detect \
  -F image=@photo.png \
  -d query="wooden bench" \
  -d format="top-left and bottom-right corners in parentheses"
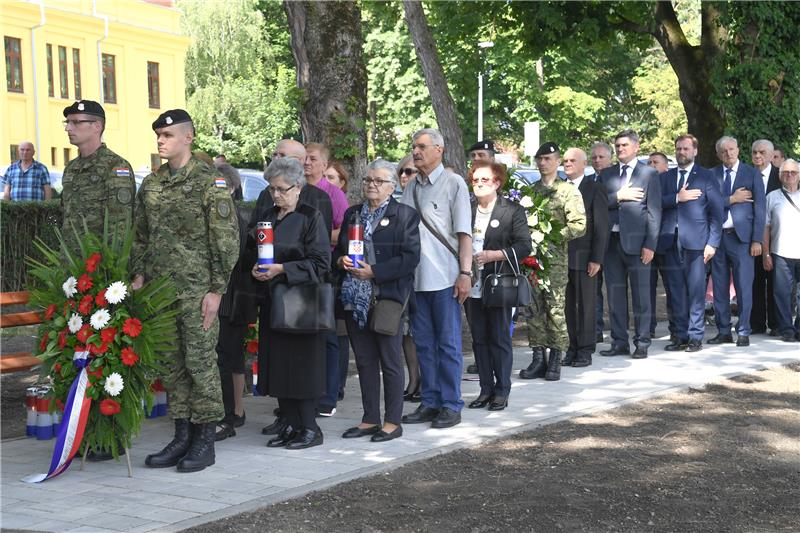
top-left (0, 291), bottom-right (42, 373)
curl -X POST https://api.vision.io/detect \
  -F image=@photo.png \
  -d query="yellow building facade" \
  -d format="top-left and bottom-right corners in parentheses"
top-left (1, 0), bottom-right (189, 173)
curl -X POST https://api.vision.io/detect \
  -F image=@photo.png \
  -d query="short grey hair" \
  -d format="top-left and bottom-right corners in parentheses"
top-left (751, 139), bottom-right (774, 153)
top-left (413, 128), bottom-right (444, 147)
top-left (715, 135), bottom-right (738, 153)
top-left (367, 159), bottom-right (397, 182)
top-left (264, 157), bottom-right (306, 188)
top-left (780, 158), bottom-right (799, 173)
top-left (590, 142), bottom-right (612, 157)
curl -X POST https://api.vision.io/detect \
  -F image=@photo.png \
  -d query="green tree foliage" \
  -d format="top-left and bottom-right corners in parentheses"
top-left (179, 0), bottom-right (299, 167)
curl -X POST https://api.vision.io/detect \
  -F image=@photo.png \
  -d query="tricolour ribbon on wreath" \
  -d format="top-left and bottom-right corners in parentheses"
top-left (22, 351), bottom-right (92, 483)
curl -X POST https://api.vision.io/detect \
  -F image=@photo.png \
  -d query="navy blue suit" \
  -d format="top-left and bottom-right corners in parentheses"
top-left (656, 165), bottom-right (723, 341)
top-left (599, 161), bottom-right (662, 349)
top-left (710, 161), bottom-right (766, 337)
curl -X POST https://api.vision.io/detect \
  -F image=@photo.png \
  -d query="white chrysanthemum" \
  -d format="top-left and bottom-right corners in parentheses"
top-left (520, 196), bottom-right (534, 208)
top-left (531, 230), bottom-right (545, 244)
top-left (105, 281), bottom-right (128, 305)
top-left (104, 372), bottom-right (124, 396)
top-left (62, 276), bottom-right (78, 298)
top-left (67, 313), bottom-right (83, 333)
top-left (90, 308), bottom-right (111, 330)
top-left (526, 213), bottom-right (539, 227)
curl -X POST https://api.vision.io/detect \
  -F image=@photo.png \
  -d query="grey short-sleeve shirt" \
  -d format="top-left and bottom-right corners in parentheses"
top-left (401, 163), bottom-right (471, 291)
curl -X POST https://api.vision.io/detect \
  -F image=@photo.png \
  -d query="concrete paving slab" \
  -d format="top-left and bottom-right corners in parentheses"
top-left (2, 325), bottom-right (797, 532)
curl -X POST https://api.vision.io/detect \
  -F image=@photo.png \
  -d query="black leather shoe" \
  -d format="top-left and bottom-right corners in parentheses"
top-left (402, 405), bottom-right (440, 424)
top-left (685, 339), bottom-right (703, 352)
top-left (562, 351), bottom-right (577, 366)
top-left (232, 412), bottom-right (246, 428)
top-left (342, 425), bottom-right (380, 439)
top-left (781, 332), bottom-right (797, 342)
top-left (769, 329), bottom-right (781, 337)
top-left (468, 395), bottom-right (493, 409)
top-left (488, 397), bottom-right (508, 411)
top-left (177, 423), bottom-right (216, 473)
top-left (572, 354), bottom-right (592, 367)
top-left (371, 426), bottom-right (403, 442)
top-left (267, 425), bottom-right (297, 447)
top-left (707, 334), bottom-right (734, 344)
top-left (600, 346), bottom-right (630, 357)
top-left (545, 349), bottom-right (561, 381)
top-left (262, 417), bottom-right (288, 436)
top-left (145, 419), bottom-right (191, 468)
top-left (214, 421), bottom-right (236, 442)
top-left (631, 347), bottom-right (648, 359)
top-left (431, 408), bottom-right (461, 429)
top-left (519, 347), bottom-right (547, 379)
top-left (664, 340), bottom-right (689, 351)
top-left (466, 363), bottom-right (478, 374)
top-left (403, 383), bottom-right (421, 402)
top-left (736, 335), bottom-right (750, 347)
top-left (286, 428), bottom-right (323, 450)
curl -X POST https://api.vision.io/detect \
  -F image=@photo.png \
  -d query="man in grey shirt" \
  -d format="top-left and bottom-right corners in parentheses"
top-left (400, 128), bottom-right (472, 429)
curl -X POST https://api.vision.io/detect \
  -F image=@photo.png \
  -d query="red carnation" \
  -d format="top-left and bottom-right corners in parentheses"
top-left (58, 329), bottom-right (68, 349)
top-left (77, 274), bottom-right (93, 293)
top-left (78, 295), bottom-right (94, 315)
top-left (521, 256), bottom-right (539, 269)
top-left (85, 253), bottom-right (102, 273)
top-left (246, 340), bottom-right (259, 354)
top-left (44, 304), bottom-right (57, 321)
top-left (88, 341), bottom-right (109, 355)
top-left (120, 346), bottom-right (139, 366)
top-left (76, 324), bottom-right (93, 344)
top-left (39, 332), bottom-right (49, 352)
top-left (123, 318), bottom-right (143, 338)
top-left (54, 362), bottom-right (62, 373)
top-left (95, 289), bottom-right (108, 307)
top-left (100, 327), bottom-right (117, 344)
top-left (99, 399), bottom-right (121, 416)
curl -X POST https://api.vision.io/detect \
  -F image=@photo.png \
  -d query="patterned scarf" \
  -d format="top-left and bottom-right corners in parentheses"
top-left (340, 198), bottom-right (391, 329)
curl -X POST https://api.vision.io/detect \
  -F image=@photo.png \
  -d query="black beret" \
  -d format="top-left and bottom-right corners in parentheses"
top-left (152, 109), bottom-right (193, 130)
top-left (63, 100), bottom-right (105, 119)
top-left (535, 142), bottom-right (560, 158)
top-left (468, 140), bottom-right (495, 153)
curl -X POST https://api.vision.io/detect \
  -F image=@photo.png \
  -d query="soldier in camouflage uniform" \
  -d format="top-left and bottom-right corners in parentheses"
top-left (61, 100), bottom-right (136, 249)
top-left (132, 109), bottom-right (239, 473)
top-left (521, 143), bottom-right (586, 382)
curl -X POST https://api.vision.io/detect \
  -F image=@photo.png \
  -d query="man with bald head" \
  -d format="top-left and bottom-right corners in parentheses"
top-left (3, 141), bottom-right (51, 201)
top-left (563, 148), bottom-right (608, 366)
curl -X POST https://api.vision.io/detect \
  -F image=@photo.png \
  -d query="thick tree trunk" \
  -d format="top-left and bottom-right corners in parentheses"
top-left (284, 0), bottom-right (368, 203)
top-left (402, 0), bottom-right (467, 177)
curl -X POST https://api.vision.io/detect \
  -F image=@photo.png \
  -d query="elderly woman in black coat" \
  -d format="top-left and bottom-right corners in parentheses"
top-left (334, 159), bottom-right (421, 442)
top-left (246, 158), bottom-right (331, 450)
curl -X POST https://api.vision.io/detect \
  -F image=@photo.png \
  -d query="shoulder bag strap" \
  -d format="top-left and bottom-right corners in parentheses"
top-left (413, 181), bottom-right (459, 261)
top-left (781, 189), bottom-right (800, 213)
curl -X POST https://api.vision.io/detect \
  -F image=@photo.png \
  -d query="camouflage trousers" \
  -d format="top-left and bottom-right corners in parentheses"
top-left (526, 267), bottom-right (569, 352)
top-left (165, 297), bottom-right (224, 423)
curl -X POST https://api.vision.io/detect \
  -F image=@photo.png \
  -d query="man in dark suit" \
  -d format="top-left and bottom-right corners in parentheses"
top-left (648, 152), bottom-right (673, 340)
top-left (709, 136), bottom-right (766, 347)
top-left (563, 148), bottom-right (608, 366)
top-left (598, 130), bottom-right (662, 358)
top-left (656, 134), bottom-right (723, 352)
top-left (589, 142), bottom-right (614, 343)
top-left (750, 139), bottom-right (782, 335)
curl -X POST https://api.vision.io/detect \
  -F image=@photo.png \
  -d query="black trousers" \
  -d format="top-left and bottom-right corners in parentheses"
top-left (464, 298), bottom-right (513, 398)
top-left (752, 257), bottom-right (777, 332)
top-left (345, 314), bottom-right (404, 425)
top-left (566, 268), bottom-right (598, 357)
top-left (215, 319), bottom-right (248, 419)
top-left (278, 398), bottom-right (319, 432)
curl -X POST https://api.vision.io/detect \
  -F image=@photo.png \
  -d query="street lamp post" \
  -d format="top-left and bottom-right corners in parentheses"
top-left (477, 40), bottom-right (494, 142)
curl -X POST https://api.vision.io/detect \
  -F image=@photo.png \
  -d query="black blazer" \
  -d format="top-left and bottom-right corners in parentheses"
top-left (766, 164), bottom-right (782, 195)
top-left (599, 161), bottom-right (662, 254)
top-left (219, 205), bottom-right (259, 325)
top-left (568, 178), bottom-right (608, 270)
top-left (470, 196), bottom-right (532, 279)
top-left (334, 197), bottom-right (421, 306)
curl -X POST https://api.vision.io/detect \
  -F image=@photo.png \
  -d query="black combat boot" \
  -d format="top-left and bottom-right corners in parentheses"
top-left (545, 349), bottom-right (562, 381)
top-left (519, 347), bottom-right (547, 379)
top-left (145, 418), bottom-right (191, 468)
top-left (177, 422), bottom-right (216, 473)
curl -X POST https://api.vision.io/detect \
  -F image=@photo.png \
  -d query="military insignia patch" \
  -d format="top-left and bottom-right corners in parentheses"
top-left (113, 167), bottom-right (130, 177)
top-left (182, 183), bottom-right (194, 193)
top-left (217, 199), bottom-right (232, 218)
top-left (90, 174), bottom-right (100, 183)
top-left (77, 103), bottom-right (85, 111)
top-left (117, 188), bottom-right (132, 204)
top-left (214, 178), bottom-right (227, 188)
top-left (166, 116), bottom-right (173, 125)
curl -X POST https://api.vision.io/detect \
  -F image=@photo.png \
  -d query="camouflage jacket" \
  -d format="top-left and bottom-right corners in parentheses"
top-left (132, 156), bottom-right (239, 297)
top-left (531, 178), bottom-right (587, 264)
top-left (61, 144), bottom-right (135, 239)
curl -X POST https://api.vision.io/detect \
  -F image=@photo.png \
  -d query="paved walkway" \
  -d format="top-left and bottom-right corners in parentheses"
top-left (2, 327), bottom-right (798, 532)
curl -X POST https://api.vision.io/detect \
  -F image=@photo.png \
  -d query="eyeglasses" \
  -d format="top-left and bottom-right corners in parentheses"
top-left (780, 170), bottom-right (799, 176)
top-left (62, 119), bottom-right (96, 127)
top-left (363, 177), bottom-right (394, 187)
top-left (399, 168), bottom-right (417, 176)
top-left (268, 185), bottom-right (296, 195)
top-left (471, 177), bottom-right (494, 184)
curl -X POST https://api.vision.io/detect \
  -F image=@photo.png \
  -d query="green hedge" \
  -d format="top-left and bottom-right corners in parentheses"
top-left (0, 200), bottom-right (256, 292)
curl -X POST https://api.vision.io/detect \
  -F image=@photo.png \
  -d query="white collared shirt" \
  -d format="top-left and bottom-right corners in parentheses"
top-left (568, 175), bottom-right (584, 190)
top-left (722, 160), bottom-right (740, 229)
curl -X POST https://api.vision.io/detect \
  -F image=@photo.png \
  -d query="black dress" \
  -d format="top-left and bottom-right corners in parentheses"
top-left (244, 203), bottom-right (331, 399)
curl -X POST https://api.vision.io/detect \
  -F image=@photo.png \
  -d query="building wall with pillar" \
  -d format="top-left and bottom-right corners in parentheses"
top-left (1, 0), bottom-right (189, 175)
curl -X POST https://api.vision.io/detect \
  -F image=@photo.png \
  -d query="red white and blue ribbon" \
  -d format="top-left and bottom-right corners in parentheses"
top-left (23, 352), bottom-right (92, 483)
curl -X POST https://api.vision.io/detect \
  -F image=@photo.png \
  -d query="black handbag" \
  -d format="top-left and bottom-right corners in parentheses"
top-left (270, 282), bottom-right (335, 334)
top-left (369, 296), bottom-right (408, 336)
top-left (481, 248), bottom-right (532, 308)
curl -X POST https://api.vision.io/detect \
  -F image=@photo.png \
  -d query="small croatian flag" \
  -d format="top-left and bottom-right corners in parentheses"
top-left (215, 178), bottom-right (227, 188)
top-left (113, 167), bottom-right (130, 177)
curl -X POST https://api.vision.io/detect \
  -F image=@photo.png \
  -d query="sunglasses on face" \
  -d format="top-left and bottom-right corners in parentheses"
top-left (399, 168), bottom-right (417, 176)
